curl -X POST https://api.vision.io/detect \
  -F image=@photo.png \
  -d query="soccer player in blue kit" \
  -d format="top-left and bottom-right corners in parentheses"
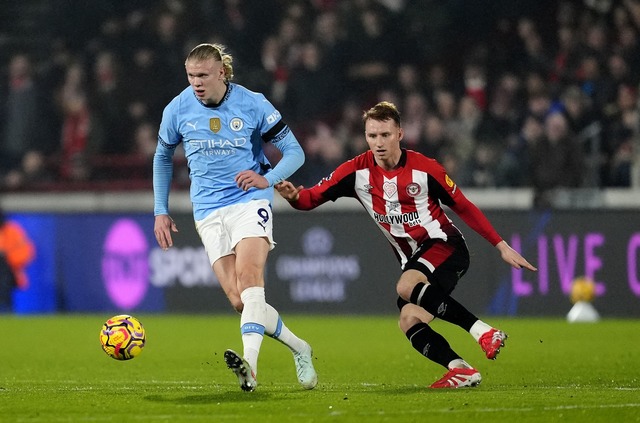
top-left (153, 43), bottom-right (317, 392)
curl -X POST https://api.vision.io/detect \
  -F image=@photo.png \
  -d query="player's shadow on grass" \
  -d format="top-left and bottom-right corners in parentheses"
top-left (144, 391), bottom-right (299, 404)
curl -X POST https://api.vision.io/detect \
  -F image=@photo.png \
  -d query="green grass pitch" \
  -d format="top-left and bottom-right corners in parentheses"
top-left (1, 314), bottom-right (638, 422)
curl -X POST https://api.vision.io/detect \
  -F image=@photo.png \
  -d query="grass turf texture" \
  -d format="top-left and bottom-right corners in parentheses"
top-left (1, 315), bottom-right (638, 422)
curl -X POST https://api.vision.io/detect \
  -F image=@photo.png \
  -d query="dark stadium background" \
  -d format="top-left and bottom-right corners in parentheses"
top-left (1, 0), bottom-right (638, 317)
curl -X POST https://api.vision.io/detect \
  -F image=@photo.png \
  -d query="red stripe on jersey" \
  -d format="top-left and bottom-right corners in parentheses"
top-left (421, 241), bottom-right (456, 269)
top-left (367, 157), bottom-right (413, 260)
top-left (393, 157), bottom-right (454, 245)
top-left (368, 161), bottom-right (388, 228)
top-left (397, 168), bottom-right (427, 241)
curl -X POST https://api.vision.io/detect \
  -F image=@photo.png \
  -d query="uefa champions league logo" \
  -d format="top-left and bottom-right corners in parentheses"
top-left (276, 227), bottom-right (360, 302)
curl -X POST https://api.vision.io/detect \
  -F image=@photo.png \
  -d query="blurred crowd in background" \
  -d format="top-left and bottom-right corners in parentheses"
top-left (1, 0), bottom-right (639, 206)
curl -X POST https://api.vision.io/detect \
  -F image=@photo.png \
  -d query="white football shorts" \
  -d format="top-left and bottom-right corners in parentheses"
top-left (195, 199), bottom-right (276, 265)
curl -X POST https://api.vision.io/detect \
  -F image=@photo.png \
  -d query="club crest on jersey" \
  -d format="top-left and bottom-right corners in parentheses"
top-left (383, 181), bottom-right (397, 198)
top-left (230, 117), bottom-right (243, 131)
top-left (406, 182), bottom-right (421, 197)
top-left (209, 118), bottom-right (221, 133)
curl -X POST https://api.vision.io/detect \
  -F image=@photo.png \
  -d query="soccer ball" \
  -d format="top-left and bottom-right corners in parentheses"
top-left (99, 315), bottom-right (146, 360)
top-left (569, 277), bottom-right (596, 304)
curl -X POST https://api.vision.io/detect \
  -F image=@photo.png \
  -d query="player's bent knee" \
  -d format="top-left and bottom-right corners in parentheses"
top-left (398, 313), bottom-right (422, 333)
top-left (396, 281), bottom-right (413, 301)
top-left (397, 302), bottom-right (418, 332)
top-left (397, 269), bottom-right (430, 300)
top-left (397, 302), bottom-right (435, 333)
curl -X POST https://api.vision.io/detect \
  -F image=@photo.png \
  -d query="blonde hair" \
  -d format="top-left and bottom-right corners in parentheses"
top-left (362, 101), bottom-right (402, 126)
top-left (185, 43), bottom-right (234, 82)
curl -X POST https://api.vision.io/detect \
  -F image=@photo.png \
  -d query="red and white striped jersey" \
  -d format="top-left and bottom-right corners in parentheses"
top-left (291, 149), bottom-right (502, 267)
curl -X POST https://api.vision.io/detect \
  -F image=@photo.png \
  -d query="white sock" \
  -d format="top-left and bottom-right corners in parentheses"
top-left (240, 286), bottom-right (267, 375)
top-left (264, 303), bottom-right (306, 353)
top-left (469, 320), bottom-right (493, 342)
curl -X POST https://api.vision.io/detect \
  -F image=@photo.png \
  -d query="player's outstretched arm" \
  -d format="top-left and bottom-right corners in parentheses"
top-left (275, 181), bottom-right (303, 202)
top-left (154, 214), bottom-right (178, 250)
top-left (495, 240), bottom-right (537, 271)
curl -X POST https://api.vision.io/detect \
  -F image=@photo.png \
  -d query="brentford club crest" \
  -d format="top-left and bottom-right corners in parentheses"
top-left (406, 183), bottom-right (421, 196)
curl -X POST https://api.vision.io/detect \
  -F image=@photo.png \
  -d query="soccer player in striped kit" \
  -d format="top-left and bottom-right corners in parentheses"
top-left (276, 101), bottom-right (537, 388)
top-left (153, 43), bottom-right (317, 392)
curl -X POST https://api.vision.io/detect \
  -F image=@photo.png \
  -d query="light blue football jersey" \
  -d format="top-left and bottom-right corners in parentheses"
top-left (154, 83), bottom-right (304, 220)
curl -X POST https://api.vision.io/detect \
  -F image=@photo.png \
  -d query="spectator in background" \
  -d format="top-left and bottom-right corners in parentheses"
top-left (296, 121), bottom-right (344, 187)
top-left (401, 92), bottom-right (429, 150)
top-left (334, 98), bottom-right (368, 159)
top-left (530, 111), bottom-right (585, 208)
top-left (496, 114), bottom-right (544, 187)
top-left (466, 142), bottom-right (500, 188)
top-left (343, 6), bottom-right (394, 101)
top-left (133, 121), bottom-right (158, 163)
top-left (602, 83), bottom-right (639, 186)
top-left (3, 0), bottom-right (639, 191)
top-left (550, 24), bottom-right (581, 85)
top-left (525, 85), bottom-right (552, 121)
top-left (434, 89), bottom-right (458, 122)
top-left (560, 85), bottom-right (599, 134)
top-left (516, 17), bottom-right (553, 77)
top-left (462, 63), bottom-right (488, 111)
top-left (204, 0), bottom-right (276, 72)
top-left (475, 72), bottom-right (522, 151)
top-left (149, 10), bottom-right (187, 94)
top-left (447, 95), bottom-right (482, 176)
top-left (1, 54), bottom-right (47, 181)
top-left (617, 23), bottom-right (640, 75)
top-left (124, 44), bottom-right (168, 124)
top-left (395, 63), bottom-right (422, 100)
top-left (284, 41), bottom-right (335, 125)
top-left (313, 8), bottom-right (349, 101)
top-left (583, 22), bottom-right (609, 65)
top-left (606, 52), bottom-right (633, 90)
top-left (439, 148), bottom-right (465, 184)
top-left (559, 85), bottom-right (603, 186)
top-left (424, 63), bottom-right (456, 102)
top-left (259, 14), bottom-right (306, 110)
top-left (260, 35), bottom-right (288, 106)
top-left (90, 50), bottom-right (129, 155)
top-left (0, 207), bottom-right (35, 312)
top-left (398, 0), bottom-right (457, 63)
top-left (56, 62), bottom-right (104, 181)
top-left (607, 127), bottom-right (635, 186)
top-left (576, 54), bottom-right (609, 112)
top-left (419, 114), bottom-right (450, 160)
top-left (3, 150), bottom-right (54, 190)
top-left (131, 121), bottom-right (160, 181)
